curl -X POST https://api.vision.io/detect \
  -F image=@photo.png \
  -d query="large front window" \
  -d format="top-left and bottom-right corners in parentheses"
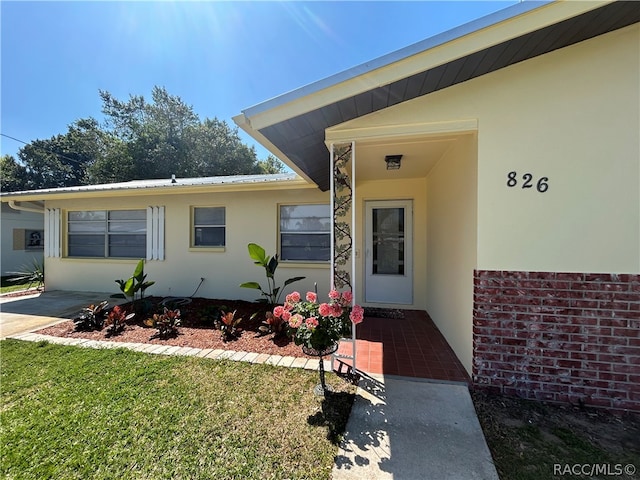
top-left (279, 204), bottom-right (330, 262)
top-left (67, 210), bottom-right (146, 258)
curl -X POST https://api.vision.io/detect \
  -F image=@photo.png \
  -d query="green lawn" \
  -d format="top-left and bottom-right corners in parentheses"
top-left (0, 277), bottom-right (34, 294)
top-left (0, 340), bottom-right (356, 480)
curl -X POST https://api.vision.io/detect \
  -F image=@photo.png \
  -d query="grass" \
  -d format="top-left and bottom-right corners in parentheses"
top-left (0, 339), bottom-right (356, 480)
top-left (0, 276), bottom-right (34, 294)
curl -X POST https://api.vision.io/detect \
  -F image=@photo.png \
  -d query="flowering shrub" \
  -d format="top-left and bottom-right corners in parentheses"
top-left (273, 289), bottom-right (364, 351)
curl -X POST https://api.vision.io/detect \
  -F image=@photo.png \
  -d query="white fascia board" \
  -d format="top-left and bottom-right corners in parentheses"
top-left (239, 0), bottom-right (610, 131)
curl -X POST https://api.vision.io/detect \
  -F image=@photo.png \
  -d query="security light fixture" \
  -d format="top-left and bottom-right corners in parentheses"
top-left (385, 154), bottom-right (402, 170)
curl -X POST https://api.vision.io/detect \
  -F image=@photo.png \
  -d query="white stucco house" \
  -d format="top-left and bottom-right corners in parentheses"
top-left (2, 1), bottom-right (638, 411)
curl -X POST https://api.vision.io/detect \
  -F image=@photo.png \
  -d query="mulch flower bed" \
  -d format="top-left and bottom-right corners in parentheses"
top-left (36, 296), bottom-right (313, 358)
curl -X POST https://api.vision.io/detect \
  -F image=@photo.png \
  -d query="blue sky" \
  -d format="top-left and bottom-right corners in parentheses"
top-left (1, 1), bottom-right (518, 162)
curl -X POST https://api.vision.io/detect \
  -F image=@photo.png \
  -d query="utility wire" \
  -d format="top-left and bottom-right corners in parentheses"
top-left (1, 133), bottom-right (88, 165)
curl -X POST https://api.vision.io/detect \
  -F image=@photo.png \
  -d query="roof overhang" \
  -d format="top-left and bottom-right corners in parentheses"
top-left (234, 0), bottom-right (639, 191)
top-left (0, 174), bottom-right (314, 202)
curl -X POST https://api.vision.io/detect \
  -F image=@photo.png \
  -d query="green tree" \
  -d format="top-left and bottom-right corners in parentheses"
top-left (186, 118), bottom-right (262, 177)
top-left (257, 154), bottom-right (287, 174)
top-left (17, 118), bottom-right (107, 189)
top-left (85, 137), bottom-right (135, 184)
top-left (14, 86), bottom-right (285, 189)
top-left (0, 155), bottom-right (29, 192)
top-left (100, 86), bottom-right (200, 179)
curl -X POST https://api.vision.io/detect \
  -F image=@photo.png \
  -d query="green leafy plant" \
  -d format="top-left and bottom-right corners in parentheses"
top-left (144, 307), bottom-right (181, 339)
top-left (73, 301), bottom-right (109, 331)
top-left (216, 310), bottom-right (243, 342)
top-left (7, 258), bottom-right (45, 290)
top-left (115, 259), bottom-right (155, 307)
top-left (239, 243), bottom-right (305, 304)
top-left (105, 305), bottom-right (135, 337)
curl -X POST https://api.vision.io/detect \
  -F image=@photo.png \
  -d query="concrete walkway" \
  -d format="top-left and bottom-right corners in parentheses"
top-left (0, 290), bottom-right (125, 339)
top-left (333, 374), bottom-right (499, 479)
top-left (1, 290), bottom-right (499, 480)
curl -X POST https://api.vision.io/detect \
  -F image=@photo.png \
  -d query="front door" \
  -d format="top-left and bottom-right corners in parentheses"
top-left (365, 200), bottom-right (413, 304)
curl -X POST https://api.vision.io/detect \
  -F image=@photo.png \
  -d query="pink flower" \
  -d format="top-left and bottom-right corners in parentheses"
top-left (305, 317), bottom-right (319, 328)
top-left (289, 314), bottom-right (303, 328)
top-left (273, 306), bottom-right (284, 318)
top-left (282, 310), bottom-right (292, 322)
top-left (341, 291), bottom-right (353, 304)
top-left (286, 291), bottom-right (301, 304)
top-left (284, 302), bottom-right (294, 311)
top-left (350, 305), bottom-right (364, 324)
top-left (318, 303), bottom-right (332, 317)
top-left (331, 304), bottom-right (343, 318)
top-left (306, 291), bottom-right (317, 303)
top-left (328, 289), bottom-right (340, 300)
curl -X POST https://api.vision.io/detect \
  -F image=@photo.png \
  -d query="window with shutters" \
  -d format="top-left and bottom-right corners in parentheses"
top-left (67, 210), bottom-right (146, 258)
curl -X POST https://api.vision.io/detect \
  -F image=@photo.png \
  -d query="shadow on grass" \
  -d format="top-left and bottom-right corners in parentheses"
top-left (307, 390), bottom-right (356, 445)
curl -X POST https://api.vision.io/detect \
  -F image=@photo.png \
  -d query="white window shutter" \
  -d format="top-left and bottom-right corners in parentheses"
top-left (44, 208), bottom-right (61, 258)
top-left (146, 206), bottom-right (165, 261)
top-left (146, 207), bottom-right (154, 260)
top-left (157, 206), bottom-right (165, 260)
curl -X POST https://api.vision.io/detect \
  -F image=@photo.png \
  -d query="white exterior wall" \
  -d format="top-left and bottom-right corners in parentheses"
top-left (44, 187), bottom-right (331, 300)
top-left (474, 25), bottom-right (639, 273)
top-left (0, 205), bottom-right (44, 275)
top-left (334, 24), bottom-right (639, 275)
top-left (425, 135), bottom-right (477, 373)
top-left (329, 24), bottom-right (639, 373)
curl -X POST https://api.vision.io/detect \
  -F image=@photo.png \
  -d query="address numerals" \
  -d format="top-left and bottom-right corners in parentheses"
top-left (507, 171), bottom-right (549, 193)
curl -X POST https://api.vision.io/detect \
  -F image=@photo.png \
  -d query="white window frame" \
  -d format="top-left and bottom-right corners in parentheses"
top-left (279, 203), bottom-right (331, 263)
top-left (191, 206), bottom-right (226, 249)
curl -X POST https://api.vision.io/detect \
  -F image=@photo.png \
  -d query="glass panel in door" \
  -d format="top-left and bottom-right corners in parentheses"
top-left (372, 208), bottom-right (405, 275)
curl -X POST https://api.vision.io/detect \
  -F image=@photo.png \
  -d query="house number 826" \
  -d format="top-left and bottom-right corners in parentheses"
top-left (507, 171), bottom-right (549, 193)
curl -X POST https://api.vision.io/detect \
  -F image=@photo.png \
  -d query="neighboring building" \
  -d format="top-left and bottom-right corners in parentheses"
top-left (1, 202), bottom-right (44, 276)
top-left (1, 1), bottom-right (638, 411)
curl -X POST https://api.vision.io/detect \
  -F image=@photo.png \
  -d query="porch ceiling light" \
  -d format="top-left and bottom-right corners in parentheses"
top-left (385, 154), bottom-right (402, 170)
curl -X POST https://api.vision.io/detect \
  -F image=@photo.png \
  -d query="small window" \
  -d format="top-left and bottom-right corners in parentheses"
top-left (193, 207), bottom-right (225, 247)
top-left (280, 204), bottom-right (330, 262)
top-left (67, 209), bottom-right (146, 258)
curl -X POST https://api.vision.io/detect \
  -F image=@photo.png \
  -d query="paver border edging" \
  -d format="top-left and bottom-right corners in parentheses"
top-left (5, 332), bottom-right (330, 372)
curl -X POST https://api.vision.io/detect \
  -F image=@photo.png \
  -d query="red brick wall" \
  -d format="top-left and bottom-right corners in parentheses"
top-left (473, 270), bottom-right (640, 412)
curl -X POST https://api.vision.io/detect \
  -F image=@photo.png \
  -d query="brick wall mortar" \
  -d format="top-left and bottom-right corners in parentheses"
top-left (473, 270), bottom-right (640, 413)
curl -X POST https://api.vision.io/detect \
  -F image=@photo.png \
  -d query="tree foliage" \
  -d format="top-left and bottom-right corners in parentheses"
top-left (1, 155), bottom-right (29, 192)
top-left (257, 155), bottom-right (286, 174)
top-left (9, 86), bottom-right (286, 190)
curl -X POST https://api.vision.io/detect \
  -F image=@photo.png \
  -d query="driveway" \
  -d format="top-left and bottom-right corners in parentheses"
top-left (0, 290), bottom-right (122, 339)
